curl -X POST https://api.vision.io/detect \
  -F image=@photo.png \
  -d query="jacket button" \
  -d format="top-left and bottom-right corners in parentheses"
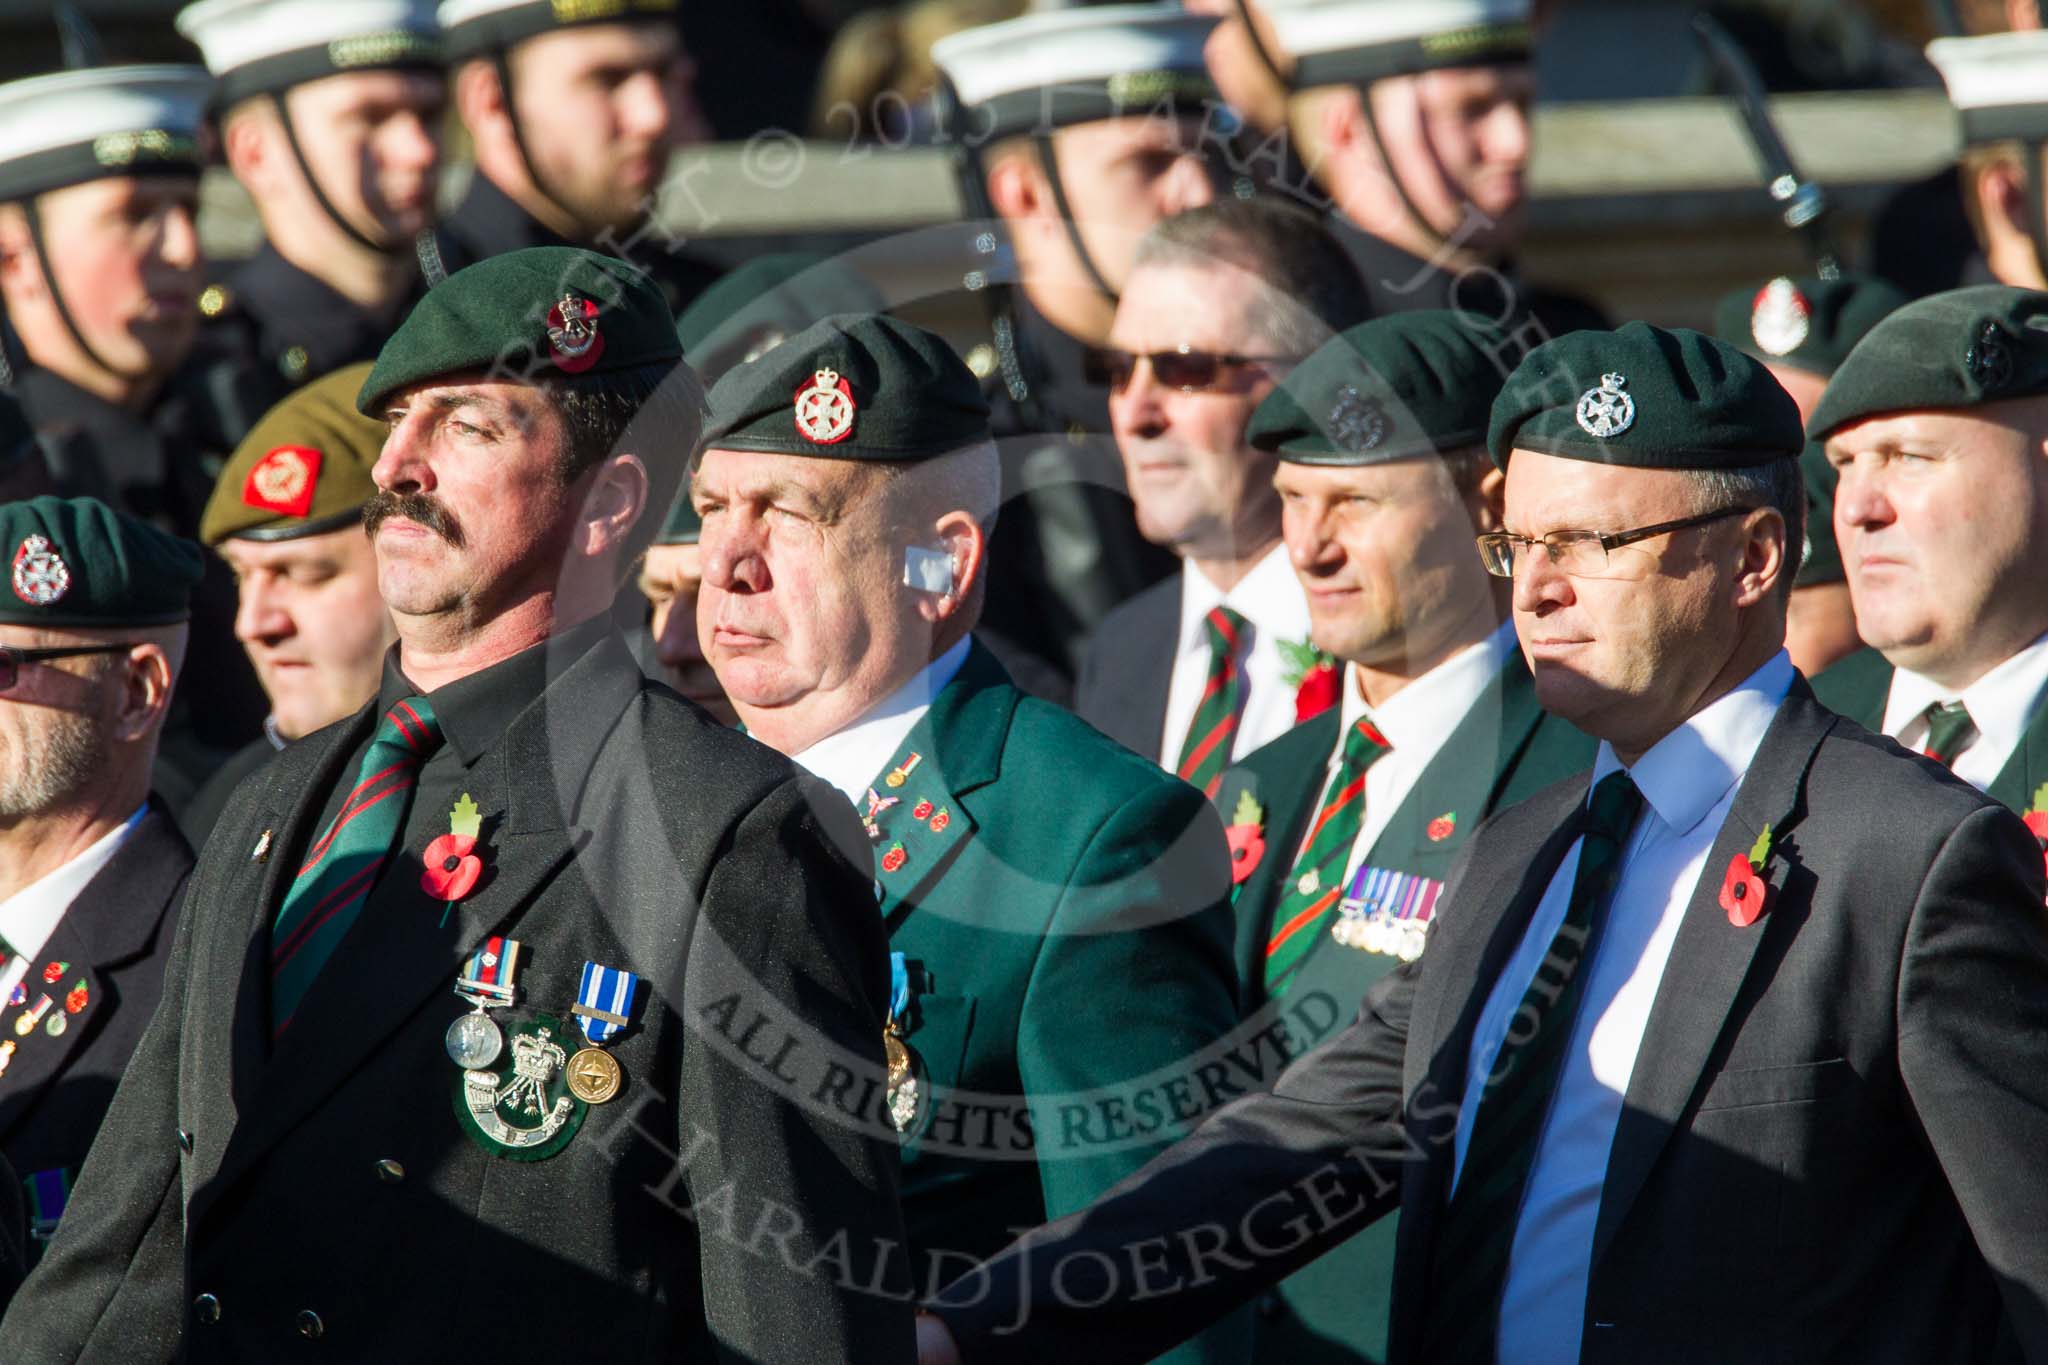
top-left (297, 1309), bottom-right (324, 1339)
top-left (177, 1128), bottom-right (194, 1154)
top-left (192, 1293), bottom-right (220, 1324)
top-left (374, 1159), bottom-right (405, 1184)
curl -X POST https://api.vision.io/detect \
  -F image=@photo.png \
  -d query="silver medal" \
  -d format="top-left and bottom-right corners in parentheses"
top-left (445, 1010), bottom-right (504, 1069)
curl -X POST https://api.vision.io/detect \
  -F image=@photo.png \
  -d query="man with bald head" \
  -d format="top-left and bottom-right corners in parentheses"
top-left (918, 322), bottom-right (2048, 1365)
top-left (1812, 284), bottom-right (2048, 815)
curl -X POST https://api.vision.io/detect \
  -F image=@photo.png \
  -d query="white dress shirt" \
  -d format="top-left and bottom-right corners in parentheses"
top-left (1156, 545), bottom-right (1314, 770)
top-left (1315, 621), bottom-right (1519, 879)
top-left (0, 805), bottom-right (148, 1004)
top-left (1453, 652), bottom-right (1794, 1365)
top-left (793, 637), bottom-right (971, 808)
top-left (1882, 630), bottom-right (2048, 792)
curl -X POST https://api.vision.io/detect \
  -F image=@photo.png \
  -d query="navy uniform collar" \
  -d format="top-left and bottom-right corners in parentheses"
top-left (445, 170), bottom-right (575, 261)
top-left (376, 611), bottom-right (616, 765)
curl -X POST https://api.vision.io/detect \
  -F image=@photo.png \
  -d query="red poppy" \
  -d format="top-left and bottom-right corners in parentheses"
top-left (421, 832), bottom-right (482, 902)
top-left (1719, 853), bottom-right (1767, 927)
top-left (881, 844), bottom-right (908, 874)
top-left (1225, 823), bottom-right (1266, 886)
top-left (2026, 810), bottom-right (2048, 844)
top-left (1294, 662), bottom-right (1340, 723)
top-left (1427, 814), bottom-right (1457, 843)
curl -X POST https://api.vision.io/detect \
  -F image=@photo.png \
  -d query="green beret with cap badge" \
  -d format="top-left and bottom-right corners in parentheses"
top-left (1250, 311), bottom-right (1511, 463)
top-left (1487, 321), bottom-right (1804, 471)
top-left (202, 362), bottom-right (385, 547)
top-left (357, 245), bottom-right (681, 416)
top-left (1806, 284), bottom-right (2048, 442)
top-left (1712, 273), bottom-right (1910, 379)
top-left (0, 495), bottom-right (203, 628)
top-left (700, 313), bottom-right (991, 462)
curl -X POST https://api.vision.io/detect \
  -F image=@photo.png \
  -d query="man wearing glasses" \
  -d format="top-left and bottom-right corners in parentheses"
top-left (918, 322), bottom-right (2048, 1364)
top-left (0, 496), bottom-right (201, 1260)
top-left (1077, 198), bottom-right (1370, 796)
top-left (1214, 311), bottom-right (1590, 1363)
top-left (1809, 286), bottom-right (2048, 821)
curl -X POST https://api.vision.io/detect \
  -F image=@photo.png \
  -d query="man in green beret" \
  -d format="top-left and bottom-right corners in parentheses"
top-left (0, 496), bottom-right (202, 1263)
top-left (1810, 283), bottom-right (2048, 817)
top-left (8, 246), bottom-right (913, 1362)
top-left (919, 321), bottom-right (2048, 1365)
top-left (179, 361), bottom-right (397, 845)
top-left (1215, 310), bottom-right (1591, 1365)
top-left (693, 312), bottom-right (1249, 1362)
top-left (425, 0), bottom-right (719, 314)
top-left (1713, 272), bottom-right (1908, 678)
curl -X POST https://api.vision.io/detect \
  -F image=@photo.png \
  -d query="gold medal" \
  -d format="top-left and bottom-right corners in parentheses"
top-left (565, 1046), bottom-right (622, 1104)
top-left (883, 1026), bottom-right (923, 1133)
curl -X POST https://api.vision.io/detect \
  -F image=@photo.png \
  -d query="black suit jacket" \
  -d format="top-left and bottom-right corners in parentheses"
top-left (0, 807), bottom-right (191, 1206)
top-left (0, 633), bottom-right (913, 1363)
top-left (932, 685), bottom-right (2048, 1364)
top-left (1075, 576), bottom-right (1179, 762)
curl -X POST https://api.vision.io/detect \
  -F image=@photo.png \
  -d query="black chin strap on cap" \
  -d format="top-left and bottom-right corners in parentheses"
top-left (1032, 133), bottom-right (1120, 304)
top-left (1233, 0), bottom-right (1287, 87)
top-left (934, 72), bottom-right (1034, 407)
top-left (23, 199), bottom-right (137, 382)
top-left (269, 91), bottom-right (400, 256)
top-left (1354, 80), bottom-right (1454, 258)
top-left (492, 50), bottom-right (575, 231)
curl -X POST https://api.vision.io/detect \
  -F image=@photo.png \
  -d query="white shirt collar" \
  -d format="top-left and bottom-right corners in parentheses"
top-left (0, 805), bottom-right (148, 963)
top-left (1337, 619), bottom-right (1517, 751)
top-left (1176, 543), bottom-right (1308, 656)
top-left (1590, 652), bottom-right (1794, 837)
top-left (1883, 629), bottom-right (2048, 758)
top-left (792, 637), bottom-right (973, 807)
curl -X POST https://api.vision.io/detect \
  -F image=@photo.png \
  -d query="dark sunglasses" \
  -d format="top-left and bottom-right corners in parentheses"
top-left (1084, 346), bottom-right (1295, 394)
top-left (0, 643), bottom-right (135, 693)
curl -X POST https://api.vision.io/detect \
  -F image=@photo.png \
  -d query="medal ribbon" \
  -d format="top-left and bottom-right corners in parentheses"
top-left (458, 936), bottom-right (520, 1007)
top-left (24, 1167), bottom-right (68, 1242)
top-left (573, 961), bottom-right (639, 1044)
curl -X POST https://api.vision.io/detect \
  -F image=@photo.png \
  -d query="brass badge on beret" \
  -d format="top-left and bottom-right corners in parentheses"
top-left (794, 367), bottom-right (857, 445)
top-left (1328, 386), bottom-right (1387, 451)
top-left (10, 536), bottom-right (69, 607)
top-left (1750, 277), bottom-right (1810, 357)
top-left (545, 291), bottom-right (604, 374)
top-left (1575, 372), bottom-right (1635, 439)
top-left (242, 445), bottom-right (323, 518)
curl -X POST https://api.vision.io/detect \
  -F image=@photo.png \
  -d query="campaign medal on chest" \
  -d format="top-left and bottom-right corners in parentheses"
top-left (882, 952), bottom-right (925, 1134)
top-left (565, 961), bottom-right (639, 1105)
top-left (1332, 864), bottom-right (1445, 962)
top-left (446, 935), bottom-right (520, 1069)
top-left (455, 1012), bottom-right (584, 1160)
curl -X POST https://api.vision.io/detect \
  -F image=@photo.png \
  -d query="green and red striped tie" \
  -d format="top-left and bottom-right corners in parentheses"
top-left (270, 697), bottom-right (442, 1036)
top-left (1176, 606), bottom-right (1248, 798)
top-left (1261, 718), bottom-right (1391, 994)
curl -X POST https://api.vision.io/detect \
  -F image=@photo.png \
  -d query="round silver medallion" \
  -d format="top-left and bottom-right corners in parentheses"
top-left (445, 1011), bottom-right (504, 1070)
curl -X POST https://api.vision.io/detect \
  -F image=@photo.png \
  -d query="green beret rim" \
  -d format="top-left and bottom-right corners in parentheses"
top-left (1262, 420), bottom-right (1490, 463)
top-left (701, 431), bottom-right (991, 462)
top-left (11, 607), bottom-right (192, 629)
top-left (1497, 430), bottom-right (1795, 470)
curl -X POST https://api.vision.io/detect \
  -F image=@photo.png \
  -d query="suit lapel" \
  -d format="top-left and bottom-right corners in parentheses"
top-left (1589, 687), bottom-right (1834, 1269)
top-left (0, 809), bottom-right (190, 1140)
top-left (1985, 689), bottom-right (2048, 815)
top-left (202, 638), bottom-right (640, 1208)
top-left (1094, 581), bottom-right (1179, 761)
top-left (873, 643), bottom-right (1014, 923)
top-left (223, 712), bottom-right (370, 1108)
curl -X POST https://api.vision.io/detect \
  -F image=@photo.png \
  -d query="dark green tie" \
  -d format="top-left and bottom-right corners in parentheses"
top-left (1920, 700), bottom-right (1975, 768)
top-left (1421, 770), bottom-right (1644, 1365)
top-left (270, 697), bottom-right (442, 1036)
top-left (1261, 717), bottom-right (1392, 994)
top-left (1175, 606), bottom-right (1247, 798)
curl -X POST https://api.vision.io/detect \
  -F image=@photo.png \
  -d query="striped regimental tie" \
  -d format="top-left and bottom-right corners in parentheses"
top-left (1919, 699), bottom-right (1976, 768)
top-left (270, 697), bottom-right (443, 1036)
top-left (1261, 717), bottom-right (1392, 995)
top-left (1419, 769), bottom-right (1644, 1364)
top-left (1175, 606), bottom-right (1248, 799)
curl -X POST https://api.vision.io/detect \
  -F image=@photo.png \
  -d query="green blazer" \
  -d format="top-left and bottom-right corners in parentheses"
top-left (1213, 652), bottom-right (1593, 1364)
top-left (1812, 646), bottom-right (2048, 815)
top-left (870, 641), bottom-right (1250, 1364)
